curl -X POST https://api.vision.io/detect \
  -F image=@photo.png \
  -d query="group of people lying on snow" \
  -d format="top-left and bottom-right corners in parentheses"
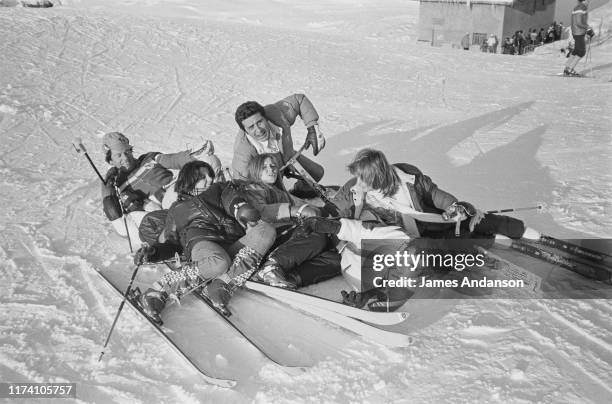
top-left (100, 93), bottom-right (541, 320)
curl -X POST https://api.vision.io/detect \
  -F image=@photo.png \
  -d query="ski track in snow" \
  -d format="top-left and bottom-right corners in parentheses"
top-left (1, 0), bottom-right (611, 402)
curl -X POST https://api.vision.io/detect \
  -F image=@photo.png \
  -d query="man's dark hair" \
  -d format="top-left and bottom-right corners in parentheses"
top-left (235, 101), bottom-right (266, 131)
top-left (174, 161), bottom-right (215, 196)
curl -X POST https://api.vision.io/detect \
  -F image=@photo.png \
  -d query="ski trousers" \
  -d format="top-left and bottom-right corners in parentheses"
top-left (572, 35), bottom-right (586, 58)
top-left (190, 222), bottom-right (275, 279)
top-left (270, 225), bottom-right (341, 286)
top-left (418, 213), bottom-right (525, 239)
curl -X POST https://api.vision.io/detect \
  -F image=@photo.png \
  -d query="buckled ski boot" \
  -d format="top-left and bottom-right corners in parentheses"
top-left (226, 245), bottom-right (264, 286)
top-left (254, 259), bottom-right (297, 289)
top-left (201, 245), bottom-right (266, 316)
top-left (155, 263), bottom-right (200, 297)
top-left (202, 279), bottom-right (232, 316)
top-left (138, 288), bottom-right (168, 325)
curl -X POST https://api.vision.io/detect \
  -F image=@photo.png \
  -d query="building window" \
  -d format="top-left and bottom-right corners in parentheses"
top-left (473, 33), bottom-right (487, 45)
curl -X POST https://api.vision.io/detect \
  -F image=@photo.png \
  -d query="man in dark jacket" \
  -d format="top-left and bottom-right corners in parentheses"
top-left (134, 164), bottom-right (275, 320)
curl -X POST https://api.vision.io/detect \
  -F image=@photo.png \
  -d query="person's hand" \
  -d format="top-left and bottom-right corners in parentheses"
top-left (120, 190), bottom-right (143, 212)
top-left (294, 205), bottom-right (319, 219)
top-left (134, 244), bottom-right (156, 265)
top-left (320, 202), bottom-right (339, 218)
top-left (303, 125), bottom-right (325, 156)
top-left (235, 202), bottom-right (261, 228)
top-left (586, 28), bottom-right (595, 38)
top-left (340, 290), bottom-right (369, 308)
top-left (282, 166), bottom-right (302, 180)
top-left (105, 169), bottom-right (119, 185)
top-left (443, 201), bottom-right (485, 232)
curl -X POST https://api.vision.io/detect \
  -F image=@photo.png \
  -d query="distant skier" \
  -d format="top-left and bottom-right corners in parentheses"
top-left (100, 132), bottom-right (221, 239)
top-left (563, 0), bottom-right (594, 76)
top-left (231, 94), bottom-right (326, 198)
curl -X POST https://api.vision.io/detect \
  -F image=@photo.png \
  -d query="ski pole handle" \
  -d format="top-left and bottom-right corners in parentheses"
top-left (72, 137), bottom-right (107, 185)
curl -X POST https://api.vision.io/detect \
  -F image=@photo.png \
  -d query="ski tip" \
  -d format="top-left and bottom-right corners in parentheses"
top-left (206, 378), bottom-right (237, 388)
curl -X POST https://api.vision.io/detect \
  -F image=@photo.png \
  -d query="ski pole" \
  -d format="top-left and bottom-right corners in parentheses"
top-left (586, 37), bottom-right (593, 77)
top-left (486, 205), bottom-right (543, 214)
top-left (279, 143), bottom-right (307, 172)
top-left (112, 177), bottom-right (134, 253)
top-left (98, 262), bottom-right (143, 362)
top-left (72, 137), bottom-right (106, 185)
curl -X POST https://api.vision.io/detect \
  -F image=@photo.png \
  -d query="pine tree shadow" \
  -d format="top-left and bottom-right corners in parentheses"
top-left (321, 101), bottom-right (594, 239)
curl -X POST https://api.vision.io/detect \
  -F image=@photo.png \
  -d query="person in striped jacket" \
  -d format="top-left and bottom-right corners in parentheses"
top-left (563, 0), bottom-right (594, 76)
top-left (100, 131), bottom-right (221, 240)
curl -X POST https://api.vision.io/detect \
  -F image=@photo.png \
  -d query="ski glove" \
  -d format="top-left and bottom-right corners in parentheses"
top-left (301, 217), bottom-right (341, 235)
top-left (303, 125), bottom-right (325, 156)
top-left (134, 244), bottom-right (157, 265)
top-left (341, 290), bottom-right (369, 308)
top-left (232, 200), bottom-right (261, 228)
top-left (443, 201), bottom-right (485, 232)
top-left (586, 28), bottom-right (595, 38)
top-left (292, 204), bottom-right (319, 219)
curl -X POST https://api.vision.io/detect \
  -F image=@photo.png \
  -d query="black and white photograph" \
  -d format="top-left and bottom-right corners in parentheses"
top-left (1, 0), bottom-right (611, 402)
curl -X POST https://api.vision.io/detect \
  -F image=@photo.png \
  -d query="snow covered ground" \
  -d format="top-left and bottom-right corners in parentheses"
top-left (1, 0), bottom-right (611, 402)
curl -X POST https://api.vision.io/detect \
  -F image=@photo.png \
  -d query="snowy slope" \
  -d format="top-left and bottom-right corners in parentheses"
top-left (1, 0), bottom-right (611, 402)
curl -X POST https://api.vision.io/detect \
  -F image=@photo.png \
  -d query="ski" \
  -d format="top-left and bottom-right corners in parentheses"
top-left (475, 246), bottom-right (543, 293)
top-left (507, 240), bottom-right (612, 284)
top-left (93, 268), bottom-right (237, 388)
top-left (532, 235), bottom-right (612, 266)
top-left (250, 288), bottom-right (414, 347)
top-left (155, 261), bottom-right (314, 369)
top-left (192, 286), bottom-right (312, 369)
top-left (551, 73), bottom-right (594, 78)
top-left (245, 280), bottom-right (409, 325)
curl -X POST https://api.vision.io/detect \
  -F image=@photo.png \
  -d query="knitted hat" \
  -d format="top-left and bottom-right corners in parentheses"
top-left (102, 132), bottom-right (131, 153)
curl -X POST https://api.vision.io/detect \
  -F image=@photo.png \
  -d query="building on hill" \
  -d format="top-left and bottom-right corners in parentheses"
top-left (418, 0), bottom-right (557, 48)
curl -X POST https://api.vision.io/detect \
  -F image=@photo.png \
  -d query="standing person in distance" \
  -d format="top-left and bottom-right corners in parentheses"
top-left (461, 33), bottom-right (470, 51)
top-left (564, 0), bottom-right (594, 76)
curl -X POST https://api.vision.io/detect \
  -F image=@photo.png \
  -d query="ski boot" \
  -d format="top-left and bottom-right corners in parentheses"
top-left (254, 258), bottom-right (297, 289)
top-left (130, 287), bottom-right (168, 325)
top-left (201, 245), bottom-right (265, 316)
top-left (563, 68), bottom-right (581, 77)
top-left (135, 262), bottom-right (201, 324)
top-left (201, 279), bottom-right (232, 316)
